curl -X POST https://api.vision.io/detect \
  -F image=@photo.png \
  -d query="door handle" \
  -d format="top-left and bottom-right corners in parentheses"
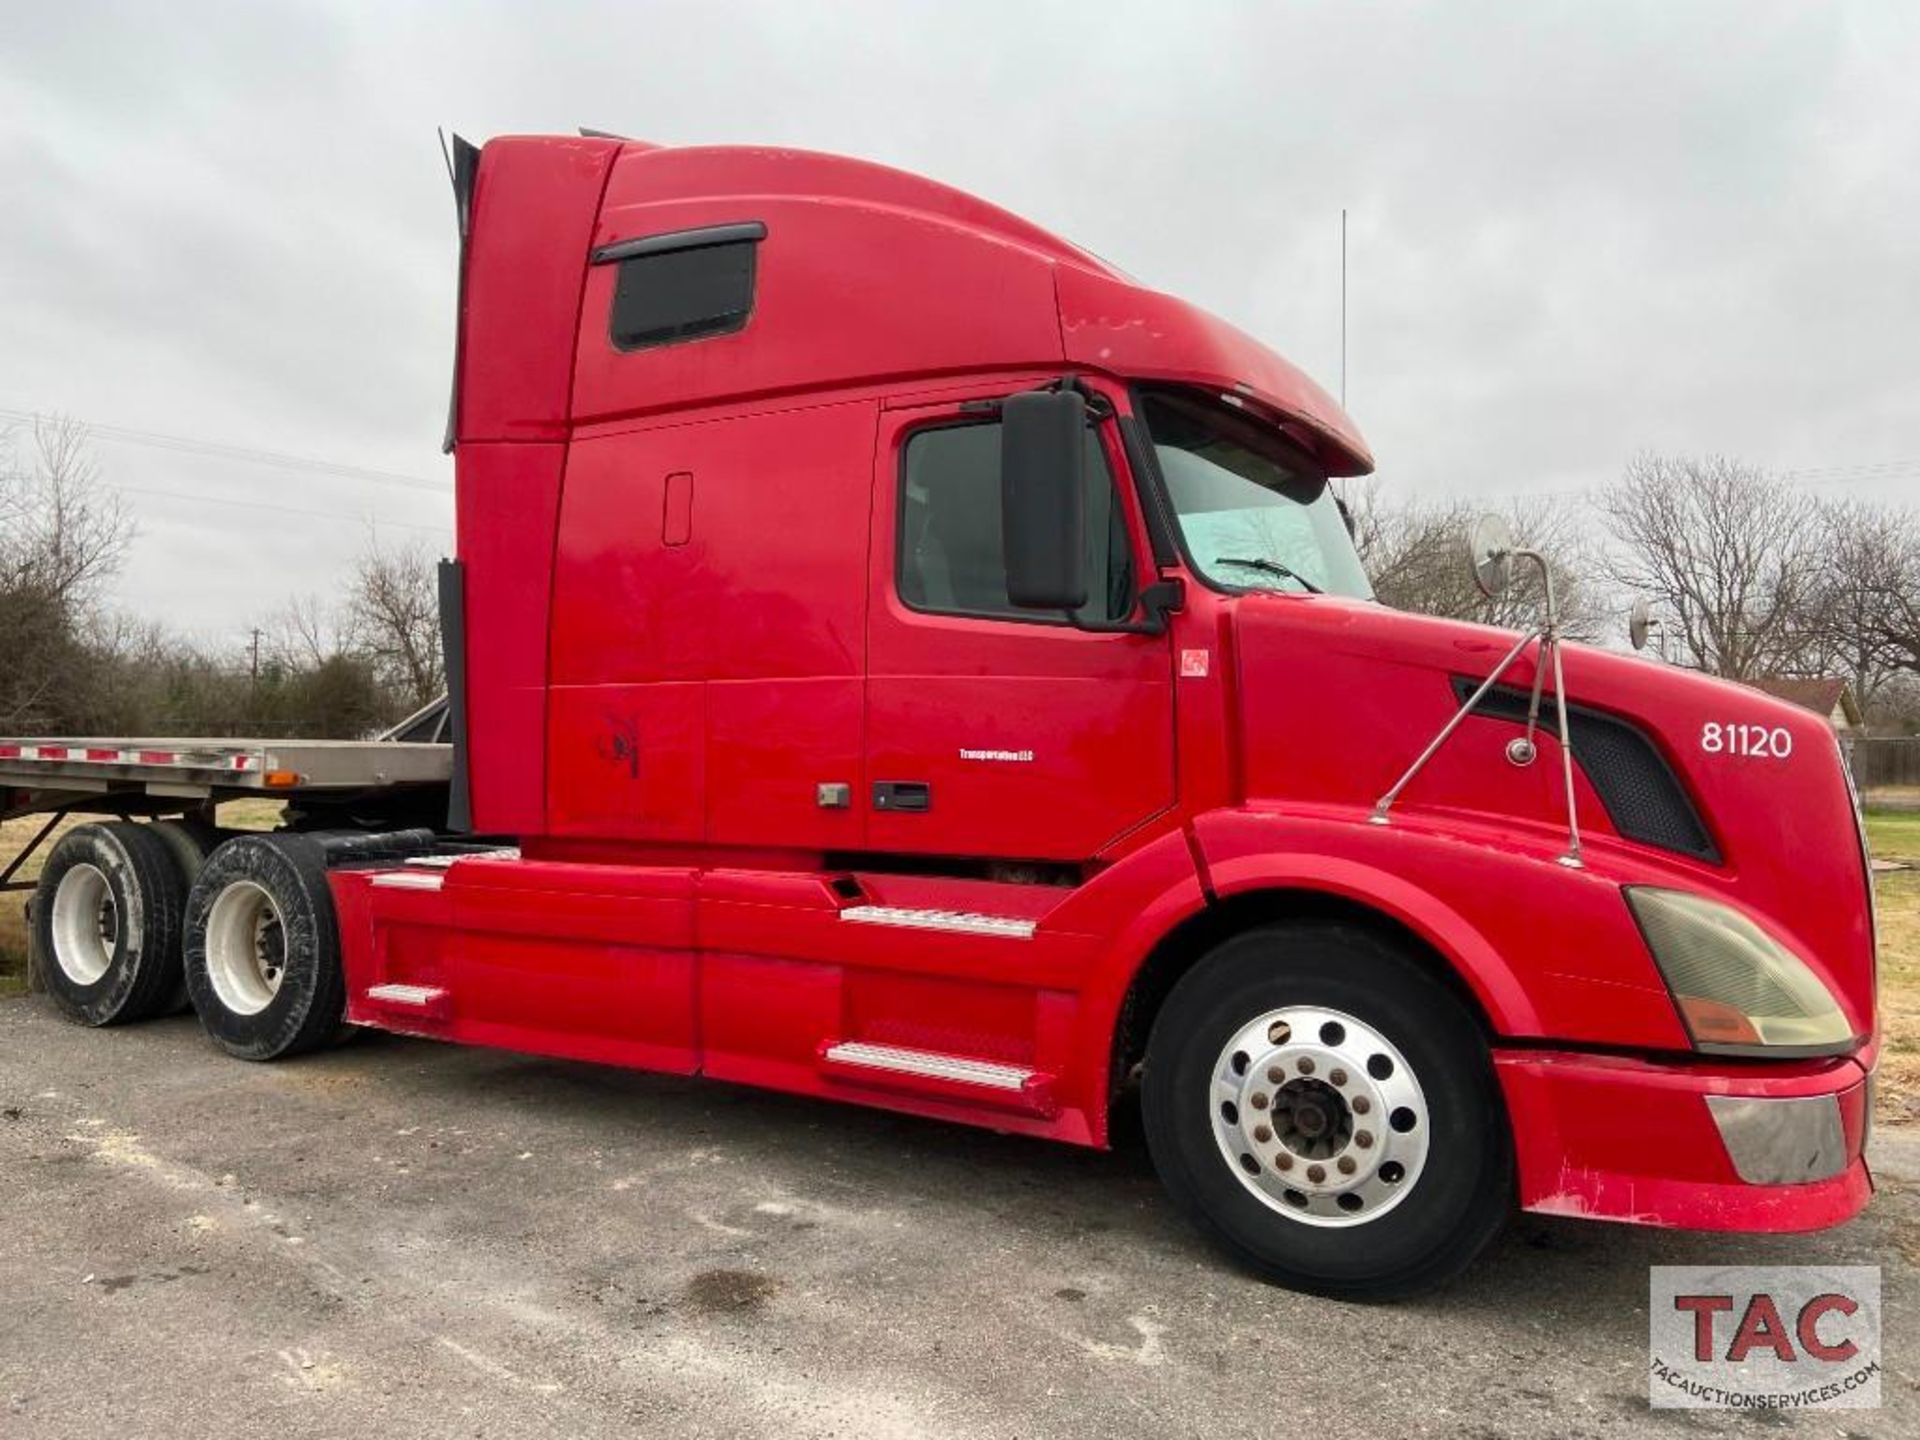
top-left (872, 781), bottom-right (931, 813)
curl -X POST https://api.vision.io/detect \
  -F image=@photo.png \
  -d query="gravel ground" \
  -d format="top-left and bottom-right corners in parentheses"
top-left (1, 998), bottom-right (1914, 1439)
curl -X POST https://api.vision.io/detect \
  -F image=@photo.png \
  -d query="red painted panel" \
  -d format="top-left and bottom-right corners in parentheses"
top-left (573, 183), bottom-right (1065, 425)
top-left (1498, 1048), bottom-right (1871, 1231)
top-left (458, 135), bottom-right (618, 444)
top-left (705, 678), bottom-right (863, 849)
top-left (1057, 263), bottom-right (1371, 475)
top-left (1229, 598), bottom-right (1877, 1037)
top-left (546, 681), bottom-right (705, 842)
top-left (455, 441), bottom-right (565, 836)
top-left (547, 399), bottom-right (875, 848)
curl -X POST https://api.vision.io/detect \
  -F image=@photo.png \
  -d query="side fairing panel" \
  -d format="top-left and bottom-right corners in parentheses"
top-left (456, 441), bottom-right (566, 835)
top-left (546, 400), bottom-right (877, 848)
top-left (458, 136), bottom-right (619, 444)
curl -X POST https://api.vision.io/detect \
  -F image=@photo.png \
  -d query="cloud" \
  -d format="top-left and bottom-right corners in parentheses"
top-left (2, 0), bottom-right (1915, 639)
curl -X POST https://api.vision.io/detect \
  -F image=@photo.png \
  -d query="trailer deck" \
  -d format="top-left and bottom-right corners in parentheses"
top-left (0, 737), bottom-right (452, 816)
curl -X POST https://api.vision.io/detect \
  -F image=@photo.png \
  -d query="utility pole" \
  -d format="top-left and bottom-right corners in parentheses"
top-left (249, 628), bottom-right (261, 690)
top-left (1340, 208), bottom-right (1348, 410)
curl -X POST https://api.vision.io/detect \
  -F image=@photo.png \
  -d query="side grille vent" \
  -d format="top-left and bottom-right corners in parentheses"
top-left (1451, 678), bottom-right (1720, 864)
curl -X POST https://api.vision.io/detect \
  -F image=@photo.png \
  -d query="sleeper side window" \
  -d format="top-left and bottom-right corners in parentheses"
top-left (898, 421), bottom-right (1135, 624)
top-left (606, 234), bottom-right (758, 351)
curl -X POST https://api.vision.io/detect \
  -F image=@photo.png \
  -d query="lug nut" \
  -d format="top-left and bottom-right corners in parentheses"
top-left (1267, 1065), bottom-right (1286, 1085)
top-left (1252, 1125), bottom-right (1272, 1144)
top-left (1337, 1156), bottom-right (1356, 1175)
top-left (1329, 1068), bottom-right (1348, 1087)
top-left (1275, 1153), bottom-right (1293, 1171)
top-left (1355, 1131), bottom-right (1374, 1149)
top-left (1306, 1164), bottom-right (1326, 1183)
top-left (1297, 1057), bottom-right (1315, 1075)
top-left (1351, 1096), bottom-right (1371, 1115)
top-left (1250, 1092), bottom-right (1269, 1111)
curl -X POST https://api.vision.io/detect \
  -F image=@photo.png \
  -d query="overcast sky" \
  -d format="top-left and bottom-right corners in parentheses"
top-left (4, 1), bottom-right (1917, 644)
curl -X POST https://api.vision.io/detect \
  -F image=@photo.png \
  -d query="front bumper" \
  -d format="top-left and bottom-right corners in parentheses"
top-left (1496, 1047), bottom-right (1873, 1232)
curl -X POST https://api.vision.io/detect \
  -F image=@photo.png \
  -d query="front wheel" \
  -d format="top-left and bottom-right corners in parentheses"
top-left (1141, 921), bottom-right (1512, 1299)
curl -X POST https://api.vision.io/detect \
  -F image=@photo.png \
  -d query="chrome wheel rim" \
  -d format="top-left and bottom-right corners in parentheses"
top-left (204, 880), bottom-right (286, 1016)
top-left (1209, 1005), bottom-right (1430, 1227)
top-left (50, 863), bottom-right (118, 986)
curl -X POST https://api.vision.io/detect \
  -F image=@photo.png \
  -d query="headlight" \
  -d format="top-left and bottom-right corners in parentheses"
top-left (1625, 887), bottom-right (1855, 1053)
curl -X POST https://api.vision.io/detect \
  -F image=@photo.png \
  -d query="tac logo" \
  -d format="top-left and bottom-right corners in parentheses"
top-left (1649, 1266), bottom-right (1880, 1410)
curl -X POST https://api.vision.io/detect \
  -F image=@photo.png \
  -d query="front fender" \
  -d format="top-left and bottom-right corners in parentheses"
top-left (1189, 806), bottom-right (1692, 1052)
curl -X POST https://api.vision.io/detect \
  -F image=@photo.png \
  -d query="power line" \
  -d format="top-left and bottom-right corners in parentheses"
top-left (111, 481), bottom-right (449, 536)
top-left (0, 405), bottom-right (450, 492)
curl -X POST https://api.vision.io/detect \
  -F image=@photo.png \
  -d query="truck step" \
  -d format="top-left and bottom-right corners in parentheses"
top-left (838, 905), bottom-right (1035, 939)
top-left (819, 1041), bottom-right (1056, 1116)
top-left (363, 983), bottom-right (450, 1019)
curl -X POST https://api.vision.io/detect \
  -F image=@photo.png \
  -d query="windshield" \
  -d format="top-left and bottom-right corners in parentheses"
top-left (1139, 387), bottom-right (1373, 600)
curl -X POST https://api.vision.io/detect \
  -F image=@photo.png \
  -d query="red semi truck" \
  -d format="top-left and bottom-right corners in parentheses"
top-left (0, 133), bottom-right (1877, 1297)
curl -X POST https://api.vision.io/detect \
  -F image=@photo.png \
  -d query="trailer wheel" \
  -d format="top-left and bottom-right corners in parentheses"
top-left (31, 822), bottom-right (187, 1027)
top-left (1141, 921), bottom-right (1512, 1299)
top-left (148, 819), bottom-right (222, 1013)
top-left (183, 834), bottom-right (344, 1061)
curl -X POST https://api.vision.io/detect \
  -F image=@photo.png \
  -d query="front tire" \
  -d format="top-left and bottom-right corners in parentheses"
top-left (31, 822), bottom-right (186, 1026)
top-left (1142, 921), bottom-right (1512, 1298)
top-left (183, 834), bottom-right (344, 1061)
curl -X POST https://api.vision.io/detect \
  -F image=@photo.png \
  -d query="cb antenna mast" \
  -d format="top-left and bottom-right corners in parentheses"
top-left (1340, 208), bottom-right (1348, 409)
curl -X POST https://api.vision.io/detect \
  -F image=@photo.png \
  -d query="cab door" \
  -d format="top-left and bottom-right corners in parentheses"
top-left (863, 386), bottom-right (1175, 861)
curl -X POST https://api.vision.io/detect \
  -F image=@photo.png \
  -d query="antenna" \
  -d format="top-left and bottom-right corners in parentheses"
top-left (1340, 207), bottom-right (1348, 410)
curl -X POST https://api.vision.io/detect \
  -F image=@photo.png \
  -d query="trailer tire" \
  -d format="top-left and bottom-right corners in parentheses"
top-left (1141, 921), bottom-right (1512, 1299)
top-left (149, 820), bottom-right (222, 1013)
top-left (183, 834), bottom-right (344, 1061)
top-left (31, 822), bottom-right (187, 1027)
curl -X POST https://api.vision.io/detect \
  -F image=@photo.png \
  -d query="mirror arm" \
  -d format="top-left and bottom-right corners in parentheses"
top-left (964, 375), bottom-right (1115, 422)
top-left (1065, 578), bottom-right (1184, 636)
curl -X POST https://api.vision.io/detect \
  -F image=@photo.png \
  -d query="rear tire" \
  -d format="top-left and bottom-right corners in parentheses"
top-left (149, 819), bottom-right (221, 1013)
top-left (1141, 921), bottom-right (1512, 1299)
top-left (183, 834), bottom-right (344, 1061)
top-left (31, 822), bottom-right (186, 1027)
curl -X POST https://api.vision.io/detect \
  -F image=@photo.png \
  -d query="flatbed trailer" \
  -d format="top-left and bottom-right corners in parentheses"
top-left (3, 129), bottom-right (1879, 1299)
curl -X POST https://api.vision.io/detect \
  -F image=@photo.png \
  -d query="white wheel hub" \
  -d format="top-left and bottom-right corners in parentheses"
top-left (1209, 1005), bottom-right (1431, 1227)
top-left (50, 863), bottom-right (119, 986)
top-left (204, 880), bottom-right (287, 1017)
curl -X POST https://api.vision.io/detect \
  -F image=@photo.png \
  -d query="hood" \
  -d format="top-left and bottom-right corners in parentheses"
top-left (1226, 594), bottom-right (1877, 1039)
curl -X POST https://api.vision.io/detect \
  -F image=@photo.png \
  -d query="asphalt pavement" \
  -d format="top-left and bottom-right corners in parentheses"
top-left (1, 999), bottom-right (1913, 1438)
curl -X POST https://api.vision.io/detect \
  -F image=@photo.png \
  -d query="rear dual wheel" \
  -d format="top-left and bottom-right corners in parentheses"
top-left (1142, 922), bottom-right (1513, 1299)
top-left (182, 833), bottom-right (345, 1061)
top-left (33, 823), bottom-right (187, 1026)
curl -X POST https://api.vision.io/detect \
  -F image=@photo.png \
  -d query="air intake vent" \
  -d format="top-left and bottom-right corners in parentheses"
top-left (1451, 678), bottom-right (1721, 864)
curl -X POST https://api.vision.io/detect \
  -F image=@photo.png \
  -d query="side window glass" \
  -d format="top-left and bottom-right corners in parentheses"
top-left (606, 233), bottom-right (758, 351)
top-left (898, 421), bottom-right (1133, 623)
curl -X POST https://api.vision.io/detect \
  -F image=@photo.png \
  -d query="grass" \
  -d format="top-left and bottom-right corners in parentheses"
top-left (4, 797), bottom-right (1919, 1126)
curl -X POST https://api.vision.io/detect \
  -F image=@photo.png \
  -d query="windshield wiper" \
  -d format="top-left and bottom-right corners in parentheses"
top-left (1214, 556), bottom-right (1323, 594)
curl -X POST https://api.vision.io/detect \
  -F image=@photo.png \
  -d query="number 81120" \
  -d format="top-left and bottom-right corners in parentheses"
top-left (1701, 721), bottom-right (1793, 759)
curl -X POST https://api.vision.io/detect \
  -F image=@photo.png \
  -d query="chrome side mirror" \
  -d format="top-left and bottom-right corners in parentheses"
top-left (1628, 596), bottom-right (1658, 652)
top-left (1467, 513), bottom-right (1516, 599)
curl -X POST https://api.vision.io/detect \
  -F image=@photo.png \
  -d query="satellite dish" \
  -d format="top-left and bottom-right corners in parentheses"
top-left (1629, 596), bottom-right (1656, 652)
top-left (1467, 514), bottom-right (1516, 599)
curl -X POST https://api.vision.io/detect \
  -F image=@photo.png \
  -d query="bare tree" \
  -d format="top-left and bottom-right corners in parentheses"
top-left (1342, 482), bottom-right (1608, 640)
top-left (1852, 504), bottom-right (1920, 695)
top-left (347, 535), bottom-right (443, 711)
top-left (1794, 498), bottom-right (1913, 710)
top-left (0, 417), bottom-right (132, 730)
top-left (1597, 454), bottom-right (1815, 679)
